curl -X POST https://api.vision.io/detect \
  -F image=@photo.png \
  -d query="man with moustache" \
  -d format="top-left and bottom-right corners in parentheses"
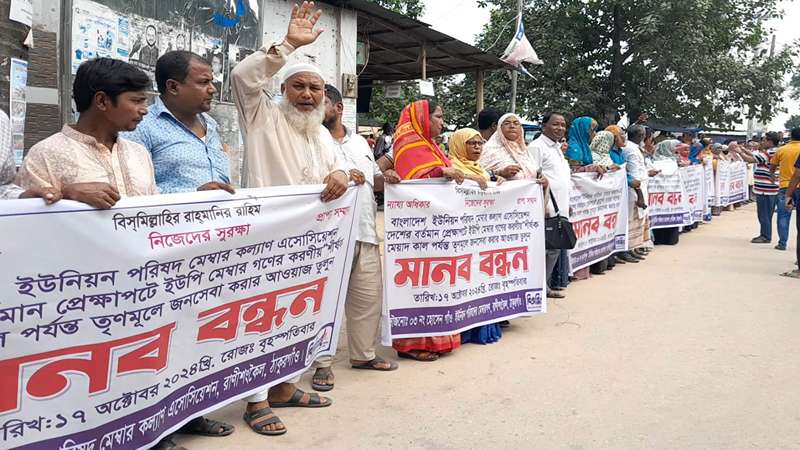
top-left (527, 112), bottom-right (571, 298)
top-left (230, 0), bottom-right (346, 437)
top-left (124, 51), bottom-right (234, 195)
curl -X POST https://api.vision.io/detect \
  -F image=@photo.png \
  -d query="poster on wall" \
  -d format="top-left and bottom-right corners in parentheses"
top-left (9, 59), bottom-right (28, 166)
top-left (72, 0), bottom-right (130, 74)
top-left (191, 33), bottom-right (225, 98)
top-left (9, 0), bottom-right (33, 27)
top-left (70, 0), bottom-right (261, 101)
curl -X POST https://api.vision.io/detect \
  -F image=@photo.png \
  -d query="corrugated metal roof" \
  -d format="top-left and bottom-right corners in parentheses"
top-left (319, 0), bottom-right (510, 82)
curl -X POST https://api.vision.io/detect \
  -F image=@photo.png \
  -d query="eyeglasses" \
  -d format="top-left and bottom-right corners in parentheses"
top-left (465, 140), bottom-right (485, 147)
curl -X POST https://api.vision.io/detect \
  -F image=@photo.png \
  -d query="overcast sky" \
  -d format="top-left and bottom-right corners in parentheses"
top-left (421, 0), bottom-right (799, 130)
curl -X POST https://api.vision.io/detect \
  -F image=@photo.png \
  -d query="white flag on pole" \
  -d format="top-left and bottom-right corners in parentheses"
top-left (501, 19), bottom-right (543, 75)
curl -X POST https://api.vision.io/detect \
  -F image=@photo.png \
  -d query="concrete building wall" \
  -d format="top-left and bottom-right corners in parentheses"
top-left (3, 0), bottom-right (358, 176)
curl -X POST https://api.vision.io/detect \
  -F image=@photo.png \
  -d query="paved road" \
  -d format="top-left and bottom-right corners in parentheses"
top-left (179, 204), bottom-right (800, 450)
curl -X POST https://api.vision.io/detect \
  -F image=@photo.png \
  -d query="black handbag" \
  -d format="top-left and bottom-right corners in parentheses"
top-left (544, 190), bottom-right (577, 250)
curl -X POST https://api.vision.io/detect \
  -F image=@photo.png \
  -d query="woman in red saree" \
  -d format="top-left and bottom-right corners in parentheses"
top-left (392, 100), bottom-right (463, 181)
top-left (391, 99), bottom-right (465, 361)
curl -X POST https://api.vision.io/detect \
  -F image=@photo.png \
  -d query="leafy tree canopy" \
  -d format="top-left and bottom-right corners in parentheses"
top-left (442, 0), bottom-right (795, 129)
top-left (785, 114), bottom-right (800, 131)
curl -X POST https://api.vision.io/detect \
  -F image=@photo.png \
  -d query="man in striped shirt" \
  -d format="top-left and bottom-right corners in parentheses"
top-left (736, 132), bottom-right (780, 244)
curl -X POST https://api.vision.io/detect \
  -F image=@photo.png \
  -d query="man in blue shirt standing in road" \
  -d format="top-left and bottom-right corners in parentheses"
top-left (125, 50), bottom-right (234, 195)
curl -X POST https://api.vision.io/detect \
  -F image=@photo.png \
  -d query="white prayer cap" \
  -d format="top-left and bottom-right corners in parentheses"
top-left (280, 63), bottom-right (325, 84)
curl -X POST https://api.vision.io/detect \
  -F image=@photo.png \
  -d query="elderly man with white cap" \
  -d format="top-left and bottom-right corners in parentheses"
top-left (230, 0), bottom-right (344, 437)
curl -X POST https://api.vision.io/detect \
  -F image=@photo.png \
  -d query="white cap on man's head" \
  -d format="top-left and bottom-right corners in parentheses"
top-left (280, 63), bottom-right (324, 84)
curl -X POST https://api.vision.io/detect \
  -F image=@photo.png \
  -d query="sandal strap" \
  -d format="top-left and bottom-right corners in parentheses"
top-left (244, 407), bottom-right (276, 422)
top-left (313, 368), bottom-right (334, 381)
top-left (358, 356), bottom-right (397, 368)
top-left (251, 414), bottom-right (282, 430)
top-left (201, 418), bottom-right (229, 433)
top-left (307, 392), bottom-right (322, 405)
top-left (288, 389), bottom-right (305, 404)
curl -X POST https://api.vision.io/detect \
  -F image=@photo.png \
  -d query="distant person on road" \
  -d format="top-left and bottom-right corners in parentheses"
top-left (781, 148), bottom-right (800, 278)
top-left (770, 128), bottom-right (800, 252)
top-left (775, 128), bottom-right (800, 278)
top-left (731, 132), bottom-right (780, 244)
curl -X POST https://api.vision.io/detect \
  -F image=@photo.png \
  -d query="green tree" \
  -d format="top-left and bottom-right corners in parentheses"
top-left (372, 0), bottom-right (425, 19)
top-left (791, 69), bottom-right (800, 101)
top-left (786, 114), bottom-right (800, 130)
top-left (445, 0), bottom-right (795, 128)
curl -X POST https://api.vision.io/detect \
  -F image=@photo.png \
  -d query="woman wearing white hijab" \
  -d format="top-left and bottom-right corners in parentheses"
top-left (480, 113), bottom-right (543, 182)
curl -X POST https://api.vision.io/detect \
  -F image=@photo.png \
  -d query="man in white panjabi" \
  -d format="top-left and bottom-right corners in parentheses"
top-left (622, 125), bottom-right (652, 260)
top-left (309, 83), bottom-right (399, 392)
top-left (230, 1), bottom-right (347, 437)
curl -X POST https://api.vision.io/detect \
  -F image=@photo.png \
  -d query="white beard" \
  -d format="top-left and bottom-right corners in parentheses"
top-left (279, 97), bottom-right (325, 138)
top-left (278, 97), bottom-right (328, 184)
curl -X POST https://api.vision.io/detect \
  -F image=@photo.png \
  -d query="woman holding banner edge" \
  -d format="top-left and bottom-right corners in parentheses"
top-left (385, 99), bottom-right (466, 361)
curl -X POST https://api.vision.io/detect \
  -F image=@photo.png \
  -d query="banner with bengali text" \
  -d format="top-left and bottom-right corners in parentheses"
top-left (714, 160), bottom-right (731, 207)
top-left (728, 161), bottom-right (749, 204)
top-left (567, 170), bottom-right (629, 272)
top-left (703, 158), bottom-right (714, 220)
top-left (383, 180), bottom-right (546, 340)
top-left (0, 185), bottom-right (359, 450)
top-left (648, 160), bottom-right (691, 229)
top-left (679, 165), bottom-right (706, 224)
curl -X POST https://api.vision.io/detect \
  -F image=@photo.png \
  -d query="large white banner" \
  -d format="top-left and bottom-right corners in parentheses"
top-left (567, 170), bottom-right (629, 272)
top-left (383, 180), bottom-right (546, 339)
top-left (679, 165), bottom-right (706, 224)
top-left (0, 186), bottom-right (358, 450)
top-left (648, 160), bottom-right (691, 229)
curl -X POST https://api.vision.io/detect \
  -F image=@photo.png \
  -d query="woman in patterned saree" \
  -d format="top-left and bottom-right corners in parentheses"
top-left (391, 99), bottom-right (465, 362)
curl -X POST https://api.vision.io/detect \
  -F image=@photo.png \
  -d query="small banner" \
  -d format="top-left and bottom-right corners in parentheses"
top-left (567, 170), bottom-right (629, 272)
top-left (383, 180), bottom-right (546, 340)
top-left (648, 160), bottom-right (691, 229)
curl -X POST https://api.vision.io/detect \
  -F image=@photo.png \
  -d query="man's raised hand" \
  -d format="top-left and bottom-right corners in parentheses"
top-left (285, 2), bottom-right (324, 49)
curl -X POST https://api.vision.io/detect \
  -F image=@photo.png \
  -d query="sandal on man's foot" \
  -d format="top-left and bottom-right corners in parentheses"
top-left (351, 356), bottom-right (399, 371)
top-left (547, 290), bottom-right (566, 299)
top-left (397, 350), bottom-right (439, 362)
top-left (243, 407), bottom-right (287, 436)
top-left (151, 436), bottom-right (188, 450)
top-left (177, 416), bottom-right (234, 437)
top-left (780, 270), bottom-right (800, 279)
top-left (269, 389), bottom-right (332, 408)
top-left (311, 367), bottom-right (335, 392)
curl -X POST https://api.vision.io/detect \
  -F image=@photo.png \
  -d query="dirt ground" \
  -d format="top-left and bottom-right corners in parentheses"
top-left (179, 204), bottom-right (800, 450)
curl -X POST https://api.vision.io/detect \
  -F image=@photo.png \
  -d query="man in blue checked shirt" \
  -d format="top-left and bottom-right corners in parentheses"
top-left (123, 50), bottom-right (235, 450)
top-left (124, 50), bottom-right (235, 195)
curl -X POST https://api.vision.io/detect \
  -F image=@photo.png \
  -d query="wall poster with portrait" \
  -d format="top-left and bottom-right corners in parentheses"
top-left (70, 0), bottom-right (261, 102)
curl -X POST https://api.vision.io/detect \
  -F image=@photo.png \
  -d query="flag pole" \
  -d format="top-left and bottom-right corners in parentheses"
top-left (509, 0), bottom-right (522, 113)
